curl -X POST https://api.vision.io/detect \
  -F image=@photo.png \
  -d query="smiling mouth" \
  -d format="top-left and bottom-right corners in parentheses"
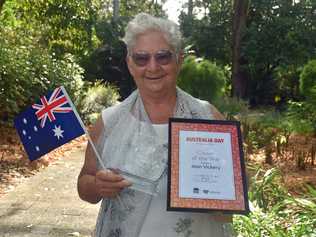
top-left (145, 75), bottom-right (164, 80)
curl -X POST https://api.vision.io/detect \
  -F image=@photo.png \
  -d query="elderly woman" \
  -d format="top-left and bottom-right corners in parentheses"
top-left (77, 13), bottom-right (232, 237)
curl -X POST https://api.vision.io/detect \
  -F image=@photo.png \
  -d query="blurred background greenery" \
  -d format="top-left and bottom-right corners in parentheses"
top-left (0, 0), bottom-right (315, 236)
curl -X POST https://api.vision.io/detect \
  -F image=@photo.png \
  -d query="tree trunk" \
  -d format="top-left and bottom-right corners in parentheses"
top-left (188, 0), bottom-right (193, 18)
top-left (113, 0), bottom-right (119, 22)
top-left (232, 0), bottom-right (249, 98)
top-left (86, 0), bottom-right (94, 51)
top-left (0, 0), bottom-right (6, 14)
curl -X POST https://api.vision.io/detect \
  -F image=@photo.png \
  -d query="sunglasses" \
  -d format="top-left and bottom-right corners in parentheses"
top-left (131, 49), bottom-right (174, 67)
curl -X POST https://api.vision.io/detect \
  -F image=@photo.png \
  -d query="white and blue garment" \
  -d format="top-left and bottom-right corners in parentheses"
top-left (94, 87), bottom-right (232, 237)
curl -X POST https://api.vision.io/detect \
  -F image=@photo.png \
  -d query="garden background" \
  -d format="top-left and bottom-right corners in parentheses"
top-left (0, 0), bottom-right (315, 236)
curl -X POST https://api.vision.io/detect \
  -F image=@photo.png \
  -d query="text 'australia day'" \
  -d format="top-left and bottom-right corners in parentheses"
top-left (186, 137), bottom-right (224, 143)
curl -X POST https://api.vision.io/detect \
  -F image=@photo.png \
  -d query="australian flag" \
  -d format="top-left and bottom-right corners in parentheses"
top-left (14, 86), bottom-right (86, 161)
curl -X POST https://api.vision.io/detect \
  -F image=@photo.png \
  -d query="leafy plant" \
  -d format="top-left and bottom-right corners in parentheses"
top-left (213, 96), bottom-right (249, 120)
top-left (285, 101), bottom-right (315, 135)
top-left (79, 82), bottom-right (119, 124)
top-left (249, 168), bottom-right (287, 210)
top-left (177, 56), bottom-right (226, 102)
top-left (0, 25), bottom-right (84, 123)
top-left (234, 166), bottom-right (316, 236)
top-left (300, 60), bottom-right (316, 102)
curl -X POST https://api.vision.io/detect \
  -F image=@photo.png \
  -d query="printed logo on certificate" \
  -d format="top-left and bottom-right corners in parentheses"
top-left (167, 118), bottom-right (249, 214)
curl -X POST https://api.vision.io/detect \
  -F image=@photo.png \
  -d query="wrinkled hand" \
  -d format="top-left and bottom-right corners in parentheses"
top-left (95, 169), bottom-right (132, 198)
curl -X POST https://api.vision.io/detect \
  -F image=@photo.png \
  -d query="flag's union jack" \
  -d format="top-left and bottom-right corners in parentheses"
top-left (32, 87), bottom-right (72, 128)
top-left (14, 86), bottom-right (85, 161)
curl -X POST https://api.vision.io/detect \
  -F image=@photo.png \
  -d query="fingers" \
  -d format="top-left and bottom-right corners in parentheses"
top-left (98, 187), bottom-right (124, 198)
top-left (95, 169), bottom-right (132, 198)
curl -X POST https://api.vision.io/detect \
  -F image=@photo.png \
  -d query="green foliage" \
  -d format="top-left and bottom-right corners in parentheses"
top-left (0, 25), bottom-right (84, 122)
top-left (9, 0), bottom-right (102, 58)
top-left (94, 0), bottom-right (166, 48)
top-left (234, 166), bottom-right (316, 236)
top-left (279, 60), bottom-right (316, 136)
top-left (213, 96), bottom-right (249, 120)
top-left (285, 101), bottom-right (316, 135)
top-left (245, 0), bottom-right (316, 69)
top-left (300, 60), bottom-right (316, 102)
top-left (119, 0), bottom-right (166, 18)
top-left (79, 82), bottom-right (119, 124)
top-left (0, 0), bottom-right (19, 27)
top-left (243, 0), bottom-right (316, 105)
top-left (179, 0), bottom-right (232, 64)
top-left (177, 56), bottom-right (226, 102)
top-left (83, 1), bottom-right (166, 95)
top-left (247, 113), bottom-right (278, 149)
top-left (95, 18), bottom-right (126, 47)
top-left (0, 0), bottom-right (168, 125)
top-left (240, 110), bottom-right (293, 163)
top-left (249, 168), bottom-right (287, 210)
top-left (180, 0), bottom-right (316, 105)
top-left (273, 64), bottom-right (302, 103)
top-left (94, 0), bottom-right (166, 43)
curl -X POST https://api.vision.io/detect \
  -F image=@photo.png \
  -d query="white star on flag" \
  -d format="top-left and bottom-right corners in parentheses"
top-left (14, 86), bottom-right (86, 161)
top-left (53, 125), bottom-right (64, 140)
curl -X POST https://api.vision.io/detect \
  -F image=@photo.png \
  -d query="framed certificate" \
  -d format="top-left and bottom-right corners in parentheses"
top-left (167, 118), bottom-right (249, 214)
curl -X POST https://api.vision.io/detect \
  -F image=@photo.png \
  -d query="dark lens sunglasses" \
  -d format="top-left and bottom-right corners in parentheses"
top-left (131, 50), bottom-right (174, 67)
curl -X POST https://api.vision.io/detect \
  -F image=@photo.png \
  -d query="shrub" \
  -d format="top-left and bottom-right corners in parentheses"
top-left (213, 96), bottom-right (249, 120)
top-left (300, 60), bottom-right (316, 102)
top-left (177, 56), bottom-right (226, 102)
top-left (273, 64), bottom-right (302, 103)
top-left (285, 101), bottom-right (316, 135)
top-left (234, 166), bottom-right (316, 237)
top-left (277, 60), bottom-right (316, 137)
top-left (0, 26), bottom-right (85, 123)
top-left (79, 82), bottom-right (119, 124)
top-left (235, 110), bottom-right (294, 163)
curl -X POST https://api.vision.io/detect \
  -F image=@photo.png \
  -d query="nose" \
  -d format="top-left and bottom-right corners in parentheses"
top-left (146, 56), bottom-right (161, 72)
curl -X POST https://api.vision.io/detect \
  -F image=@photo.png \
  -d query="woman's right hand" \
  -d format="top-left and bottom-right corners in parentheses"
top-left (95, 169), bottom-right (132, 198)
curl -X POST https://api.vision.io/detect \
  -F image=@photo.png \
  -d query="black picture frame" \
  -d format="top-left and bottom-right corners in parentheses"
top-left (167, 118), bottom-right (249, 215)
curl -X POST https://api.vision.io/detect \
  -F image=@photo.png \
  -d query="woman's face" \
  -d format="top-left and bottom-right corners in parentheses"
top-left (126, 30), bottom-right (182, 96)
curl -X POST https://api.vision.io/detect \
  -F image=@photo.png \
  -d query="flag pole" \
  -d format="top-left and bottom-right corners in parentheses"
top-left (61, 87), bottom-right (129, 210)
top-left (85, 132), bottom-right (106, 169)
top-left (85, 133), bottom-right (129, 210)
top-left (61, 87), bottom-right (107, 170)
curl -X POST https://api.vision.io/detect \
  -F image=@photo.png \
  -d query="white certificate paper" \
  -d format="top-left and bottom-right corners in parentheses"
top-left (179, 130), bottom-right (236, 200)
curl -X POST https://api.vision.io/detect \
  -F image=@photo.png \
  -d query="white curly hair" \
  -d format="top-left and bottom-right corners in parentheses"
top-left (123, 13), bottom-right (182, 54)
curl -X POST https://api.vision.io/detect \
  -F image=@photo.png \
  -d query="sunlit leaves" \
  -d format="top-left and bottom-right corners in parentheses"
top-left (234, 166), bottom-right (316, 236)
